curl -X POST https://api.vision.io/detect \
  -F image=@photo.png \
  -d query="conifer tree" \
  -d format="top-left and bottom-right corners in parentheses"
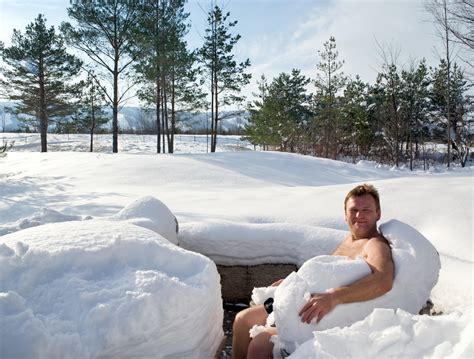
top-left (400, 60), bottom-right (431, 170)
top-left (199, 4), bottom-right (251, 152)
top-left (134, 0), bottom-right (204, 153)
top-left (245, 70), bottom-right (311, 152)
top-left (75, 72), bottom-right (108, 152)
top-left (61, 0), bottom-right (140, 153)
top-left (313, 36), bottom-right (347, 158)
top-left (431, 60), bottom-right (472, 166)
top-left (0, 14), bottom-right (82, 152)
top-left (340, 76), bottom-right (373, 161)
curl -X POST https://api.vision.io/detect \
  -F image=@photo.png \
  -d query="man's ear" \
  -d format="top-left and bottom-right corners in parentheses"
top-left (376, 209), bottom-right (381, 220)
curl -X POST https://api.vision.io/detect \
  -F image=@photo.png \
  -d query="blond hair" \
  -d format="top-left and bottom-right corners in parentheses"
top-left (344, 184), bottom-right (380, 211)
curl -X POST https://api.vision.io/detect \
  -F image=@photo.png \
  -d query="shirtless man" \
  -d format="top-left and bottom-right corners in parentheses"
top-left (232, 184), bottom-right (394, 359)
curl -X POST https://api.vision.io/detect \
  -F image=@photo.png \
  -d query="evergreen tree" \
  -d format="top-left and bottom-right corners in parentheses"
top-left (430, 60), bottom-right (472, 166)
top-left (134, 0), bottom-right (204, 153)
top-left (244, 75), bottom-right (278, 150)
top-left (376, 63), bottom-right (404, 166)
top-left (313, 36), bottom-right (347, 158)
top-left (61, 0), bottom-right (141, 153)
top-left (340, 76), bottom-right (374, 161)
top-left (244, 70), bottom-right (312, 152)
top-left (400, 59), bottom-right (431, 170)
top-left (199, 4), bottom-right (251, 152)
top-left (0, 14), bottom-right (82, 152)
top-left (75, 72), bottom-right (108, 152)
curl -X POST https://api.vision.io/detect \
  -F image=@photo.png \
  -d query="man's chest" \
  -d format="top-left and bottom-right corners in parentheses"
top-left (332, 238), bottom-right (368, 259)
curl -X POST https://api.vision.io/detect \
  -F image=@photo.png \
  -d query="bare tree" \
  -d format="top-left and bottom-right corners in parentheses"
top-left (426, 0), bottom-right (473, 79)
top-left (426, 0), bottom-right (460, 167)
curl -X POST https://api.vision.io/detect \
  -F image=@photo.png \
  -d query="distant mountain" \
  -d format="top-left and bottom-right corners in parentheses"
top-left (0, 102), bottom-right (23, 132)
top-left (0, 101), bottom-right (248, 134)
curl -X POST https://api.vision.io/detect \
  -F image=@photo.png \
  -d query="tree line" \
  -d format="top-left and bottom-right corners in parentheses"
top-left (0, 0), bottom-right (250, 153)
top-left (244, 37), bottom-right (472, 169)
top-left (0, 0), bottom-right (471, 168)
top-left (244, 0), bottom-right (473, 169)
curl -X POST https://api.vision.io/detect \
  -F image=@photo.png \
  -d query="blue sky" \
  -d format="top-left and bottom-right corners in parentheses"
top-left (0, 0), bottom-right (452, 105)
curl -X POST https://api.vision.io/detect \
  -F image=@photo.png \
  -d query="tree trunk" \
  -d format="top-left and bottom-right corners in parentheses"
top-left (112, 58), bottom-right (119, 153)
top-left (90, 97), bottom-right (95, 152)
top-left (169, 75), bottom-right (176, 153)
top-left (156, 76), bottom-right (161, 153)
top-left (39, 56), bottom-right (48, 153)
top-left (444, 0), bottom-right (451, 168)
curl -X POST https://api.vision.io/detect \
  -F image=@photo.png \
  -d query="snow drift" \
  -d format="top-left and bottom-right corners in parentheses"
top-left (0, 198), bottom-right (223, 358)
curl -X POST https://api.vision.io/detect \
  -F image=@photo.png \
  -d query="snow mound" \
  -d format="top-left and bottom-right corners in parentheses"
top-left (272, 219), bottom-right (441, 353)
top-left (0, 207), bottom-right (92, 236)
top-left (289, 308), bottom-right (473, 358)
top-left (0, 219), bottom-right (223, 358)
top-left (110, 195), bottom-right (179, 244)
top-left (179, 220), bottom-right (343, 265)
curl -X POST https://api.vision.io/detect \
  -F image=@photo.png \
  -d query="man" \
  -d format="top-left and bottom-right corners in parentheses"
top-left (232, 184), bottom-right (394, 359)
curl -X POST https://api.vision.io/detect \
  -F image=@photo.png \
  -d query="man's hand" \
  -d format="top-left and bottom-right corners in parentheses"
top-left (298, 292), bottom-right (338, 324)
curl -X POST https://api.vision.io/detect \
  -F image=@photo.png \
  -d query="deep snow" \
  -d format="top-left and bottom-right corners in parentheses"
top-left (0, 134), bottom-right (472, 357)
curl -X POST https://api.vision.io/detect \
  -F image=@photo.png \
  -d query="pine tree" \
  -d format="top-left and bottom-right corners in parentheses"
top-left (199, 4), bottom-right (251, 152)
top-left (340, 76), bottom-right (374, 161)
top-left (376, 63), bottom-right (404, 166)
top-left (61, 0), bottom-right (141, 153)
top-left (0, 14), bottom-right (82, 152)
top-left (313, 36), bottom-right (347, 159)
top-left (134, 0), bottom-right (204, 153)
top-left (244, 70), bottom-right (311, 152)
top-left (400, 60), bottom-right (431, 170)
top-left (75, 72), bottom-right (108, 152)
top-left (431, 60), bottom-right (472, 166)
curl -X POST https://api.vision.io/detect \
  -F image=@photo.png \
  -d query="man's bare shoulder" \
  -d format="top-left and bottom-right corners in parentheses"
top-left (363, 236), bottom-right (392, 257)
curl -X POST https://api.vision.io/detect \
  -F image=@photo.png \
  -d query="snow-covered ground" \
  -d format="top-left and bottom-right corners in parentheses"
top-left (1, 133), bottom-right (253, 153)
top-left (0, 134), bottom-right (472, 357)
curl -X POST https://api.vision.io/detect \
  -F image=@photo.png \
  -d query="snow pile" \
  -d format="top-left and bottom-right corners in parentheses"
top-left (180, 220), bottom-right (344, 265)
top-left (0, 199), bottom-right (223, 358)
top-left (289, 307), bottom-right (473, 358)
top-left (256, 220), bottom-right (441, 355)
top-left (108, 195), bottom-right (179, 244)
top-left (0, 207), bottom-right (92, 236)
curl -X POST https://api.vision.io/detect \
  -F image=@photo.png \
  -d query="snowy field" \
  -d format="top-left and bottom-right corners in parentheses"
top-left (0, 133), bottom-right (472, 358)
top-left (1, 133), bottom-right (254, 153)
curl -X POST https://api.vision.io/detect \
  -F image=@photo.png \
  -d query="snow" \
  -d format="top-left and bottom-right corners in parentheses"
top-left (258, 220), bottom-right (441, 354)
top-left (0, 133), bottom-right (472, 357)
top-left (0, 207), bottom-right (223, 358)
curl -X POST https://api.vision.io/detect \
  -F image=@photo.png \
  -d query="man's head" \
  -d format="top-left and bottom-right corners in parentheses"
top-left (344, 184), bottom-right (381, 239)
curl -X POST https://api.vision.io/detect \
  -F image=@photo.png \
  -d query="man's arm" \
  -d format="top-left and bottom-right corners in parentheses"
top-left (299, 239), bottom-right (394, 323)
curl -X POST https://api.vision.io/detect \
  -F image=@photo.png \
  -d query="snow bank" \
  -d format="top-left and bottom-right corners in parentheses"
top-left (0, 210), bottom-right (223, 358)
top-left (0, 207), bottom-right (92, 236)
top-left (257, 220), bottom-right (441, 355)
top-left (180, 220), bottom-right (343, 266)
top-left (109, 195), bottom-right (179, 245)
top-left (289, 308), bottom-right (473, 358)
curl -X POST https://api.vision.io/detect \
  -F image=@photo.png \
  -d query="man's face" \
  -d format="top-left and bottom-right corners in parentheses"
top-left (345, 194), bottom-right (381, 239)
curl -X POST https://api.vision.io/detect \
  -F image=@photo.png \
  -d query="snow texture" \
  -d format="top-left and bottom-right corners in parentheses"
top-left (108, 195), bottom-right (179, 245)
top-left (289, 307), bottom-right (473, 358)
top-left (0, 137), bottom-right (472, 358)
top-left (0, 198), bottom-right (223, 358)
top-left (180, 220), bottom-right (343, 266)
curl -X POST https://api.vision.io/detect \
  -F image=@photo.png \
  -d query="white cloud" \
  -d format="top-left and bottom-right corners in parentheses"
top-left (241, 0), bottom-right (442, 100)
